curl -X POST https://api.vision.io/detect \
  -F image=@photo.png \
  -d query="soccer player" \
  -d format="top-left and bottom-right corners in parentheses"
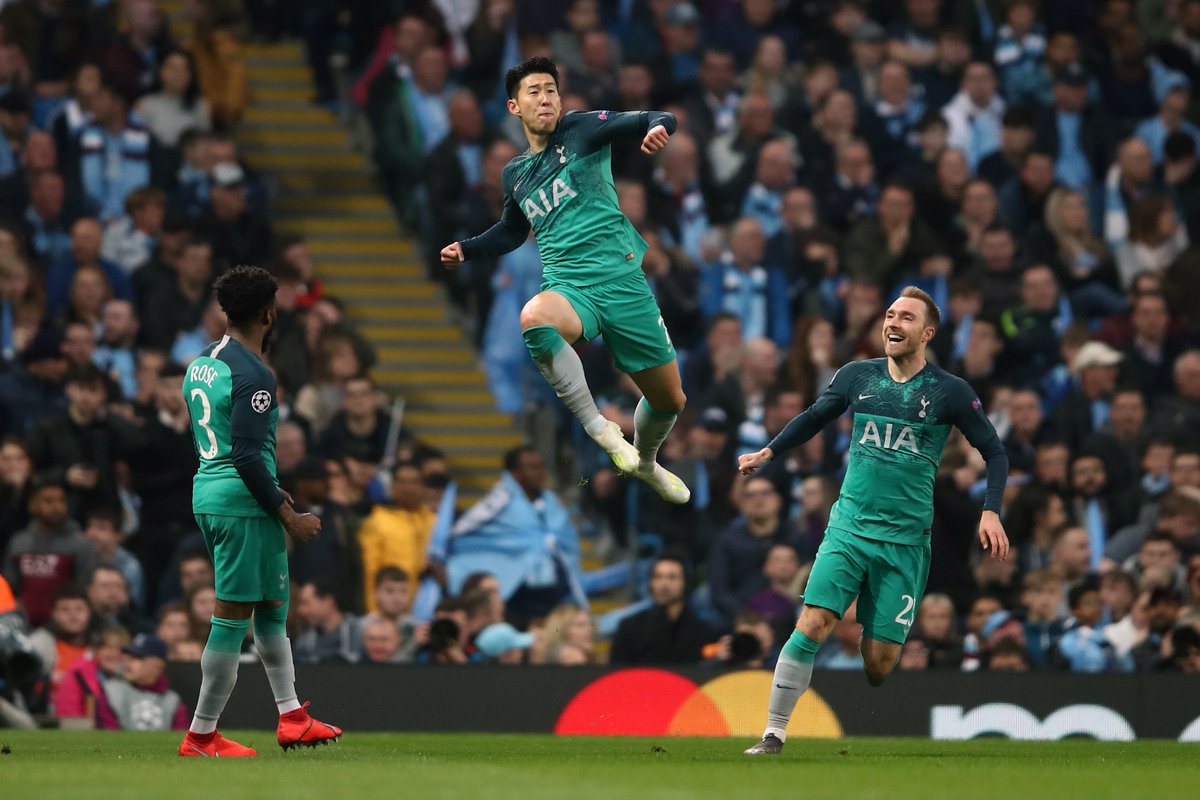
top-left (740, 287), bottom-right (1010, 755)
top-left (440, 57), bottom-right (690, 504)
top-left (178, 266), bottom-right (341, 758)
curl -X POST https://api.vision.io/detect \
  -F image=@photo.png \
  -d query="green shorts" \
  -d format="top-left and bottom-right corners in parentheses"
top-left (544, 272), bottom-right (677, 374)
top-left (802, 526), bottom-right (931, 645)
top-left (196, 513), bottom-right (289, 604)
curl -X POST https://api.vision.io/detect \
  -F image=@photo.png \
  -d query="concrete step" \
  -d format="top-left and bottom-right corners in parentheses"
top-left (305, 239), bottom-right (413, 257)
top-left (358, 325), bottom-right (463, 341)
top-left (347, 304), bottom-right (445, 321)
top-left (318, 262), bottom-right (423, 278)
top-left (245, 43), bottom-right (305, 62)
top-left (275, 195), bottom-right (390, 214)
top-left (250, 86), bottom-right (312, 103)
top-left (321, 282), bottom-right (438, 299)
top-left (273, 171), bottom-right (380, 194)
top-left (248, 65), bottom-right (313, 83)
top-left (388, 388), bottom-right (496, 406)
top-left (406, 410), bottom-right (513, 429)
top-left (239, 129), bottom-right (349, 147)
top-left (445, 454), bottom-right (506, 470)
top-left (276, 218), bottom-right (399, 236)
top-left (376, 347), bottom-right (477, 364)
top-left (374, 368), bottom-right (486, 386)
top-left (244, 107), bottom-right (339, 125)
top-left (244, 152), bottom-right (364, 171)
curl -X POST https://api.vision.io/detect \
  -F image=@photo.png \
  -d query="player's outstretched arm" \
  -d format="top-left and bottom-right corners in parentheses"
top-left (574, 109), bottom-right (677, 150)
top-left (760, 366), bottom-right (854, 461)
top-left (455, 176), bottom-right (531, 263)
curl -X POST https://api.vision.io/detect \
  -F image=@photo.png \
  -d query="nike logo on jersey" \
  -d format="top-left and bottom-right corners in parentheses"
top-left (858, 393), bottom-right (875, 400)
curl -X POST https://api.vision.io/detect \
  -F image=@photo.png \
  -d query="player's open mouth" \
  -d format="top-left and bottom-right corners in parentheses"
top-left (886, 333), bottom-right (904, 343)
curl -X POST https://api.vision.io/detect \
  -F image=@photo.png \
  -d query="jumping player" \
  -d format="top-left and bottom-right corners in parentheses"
top-left (179, 266), bottom-right (341, 757)
top-left (740, 286), bottom-right (1009, 755)
top-left (440, 57), bottom-right (690, 504)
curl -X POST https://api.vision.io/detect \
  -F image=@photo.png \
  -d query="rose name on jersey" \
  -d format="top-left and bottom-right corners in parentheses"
top-left (189, 364), bottom-right (219, 388)
top-left (522, 178), bottom-right (577, 221)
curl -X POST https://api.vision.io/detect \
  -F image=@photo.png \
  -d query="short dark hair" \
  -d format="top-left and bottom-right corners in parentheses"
top-left (1068, 577), bottom-right (1100, 610)
top-left (374, 566), bottom-right (410, 587)
top-left (898, 285), bottom-right (942, 328)
top-left (461, 588), bottom-right (495, 619)
top-left (85, 507), bottom-right (122, 530)
top-left (159, 361), bottom-right (187, 380)
top-left (65, 364), bottom-right (107, 388)
top-left (1143, 529), bottom-right (1180, 549)
top-left (461, 572), bottom-right (496, 596)
top-left (503, 444), bottom-right (540, 472)
top-left (52, 583), bottom-right (88, 605)
top-left (505, 57), bottom-right (559, 99)
top-left (304, 579), bottom-right (339, 603)
top-left (213, 265), bottom-right (277, 327)
top-left (1002, 106), bottom-right (1035, 129)
top-left (1165, 130), bottom-right (1197, 162)
top-left (392, 459), bottom-right (421, 478)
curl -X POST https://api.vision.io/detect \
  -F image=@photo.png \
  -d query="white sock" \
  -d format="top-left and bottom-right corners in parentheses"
top-left (190, 646), bottom-right (240, 734)
top-left (633, 397), bottom-right (677, 467)
top-left (763, 653), bottom-right (814, 742)
top-left (531, 343), bottom-right (605, 435)
top-left (255, 635), bottom-right (302, 714)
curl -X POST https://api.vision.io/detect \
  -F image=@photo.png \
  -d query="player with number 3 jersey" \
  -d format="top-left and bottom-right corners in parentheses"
top-left (179, 266), bottom-right (341, 758)
top-left (441, 56), bottom-right (690, 504)
top-left (740, 286), bottom-right (1010, 756)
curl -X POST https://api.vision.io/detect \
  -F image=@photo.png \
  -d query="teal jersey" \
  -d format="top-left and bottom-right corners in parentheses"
top-left (459, 110), bottom-right (677, 287)
top-left (183, 335), bottom-right (283, 518)
top-left (767, 359), bottom-right (1008, 546)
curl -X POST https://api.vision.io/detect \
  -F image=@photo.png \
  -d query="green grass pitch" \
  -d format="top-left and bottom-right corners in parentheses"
top-left (1, 731), bottom-right (1197, 800)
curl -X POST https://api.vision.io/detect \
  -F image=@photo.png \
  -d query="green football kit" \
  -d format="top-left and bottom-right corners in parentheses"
top-left (183, 335), bottom-right (288, 604)
top-left (459, 109), bottom-right (678, 374)
top-left (767, 359), bottom-right (1008, 644)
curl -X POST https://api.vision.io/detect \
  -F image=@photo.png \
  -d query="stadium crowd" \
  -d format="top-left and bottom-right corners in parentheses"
top-left (3, 0), bottom-right (1200, 730)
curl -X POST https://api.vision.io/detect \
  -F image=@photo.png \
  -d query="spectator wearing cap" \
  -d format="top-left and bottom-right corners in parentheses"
top-left (1051, 341), bottom-right (1123, 452)
top-left (701, 218), bottom-right (791, 348)
top-left (1032, 62), bottom-right (1114, 194)
top-left (475, 621), bottom-right (536, 664)
top-left (29, 364), bottom-right (130, 518)
top-left (943, 61), bottom-right (1006, 172)
top-left (0, 326), bottom-right (68, 436)
top-left (2, 477), bottom-right (88, 627)
top-left (1134, 85), bottom-right (1200, 166)
top-left (99, 632), bottom-right (188, 730)
top-left (101, 186), bottom-right (165, 276)
top-left (46, 217), bottom-right (135, 320)
top-left (839, 20), bottom-right (887, 109)
top-left (73, 75), bottom-right (153, 224)
top-left (195, 161), bottom-right (272, 276)
top-left (137, 237), bottom-right (211, 350)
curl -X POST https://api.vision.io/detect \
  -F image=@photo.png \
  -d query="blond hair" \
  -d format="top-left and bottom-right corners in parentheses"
top-left (899, 285), bottom-right (941, 327)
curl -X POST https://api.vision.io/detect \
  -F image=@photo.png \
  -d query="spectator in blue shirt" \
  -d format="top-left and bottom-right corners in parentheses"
top-left (1134, 85), bottom-right (1200, 165)
top-left (701, 217), bottom-right (791, 348)
top-left (75, 75), bottom-right (152, 224)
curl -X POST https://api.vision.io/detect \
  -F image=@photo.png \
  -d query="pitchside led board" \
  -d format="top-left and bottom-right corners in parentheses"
top-left (167, 665), bottom-right (1200, 742)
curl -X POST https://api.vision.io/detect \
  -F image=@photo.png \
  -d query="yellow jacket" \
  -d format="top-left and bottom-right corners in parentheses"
top-left (190, 29), bottom-right (247, 129)
top-left (357, 505), bottom-right (435, 612)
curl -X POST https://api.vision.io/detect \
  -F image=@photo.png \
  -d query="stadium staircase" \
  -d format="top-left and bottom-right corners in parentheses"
top-left (166, 6), bottom-right (522, 507)
top-left (163, 5), bottom-right (623, 622)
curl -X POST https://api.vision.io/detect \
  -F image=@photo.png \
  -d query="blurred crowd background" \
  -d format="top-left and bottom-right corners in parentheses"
top-left (1, 0), bottom-right (1199, 731)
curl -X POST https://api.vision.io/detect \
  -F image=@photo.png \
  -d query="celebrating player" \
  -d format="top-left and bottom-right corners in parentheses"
top-left (178, 266), bottom-right (341, 758)
top-left (440, 57), bottom-right (690, 504)
top-left (740, 287), bottom-right (1009, 755)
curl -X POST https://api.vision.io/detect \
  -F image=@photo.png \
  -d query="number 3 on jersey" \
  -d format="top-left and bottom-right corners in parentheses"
top-left (190, 387), bottom-right (219, 459)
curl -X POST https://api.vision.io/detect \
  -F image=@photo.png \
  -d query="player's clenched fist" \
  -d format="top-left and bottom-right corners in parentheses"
top-left (738, 447), bottom-right (774, 475)
top-left (282, 506), bottom-right (322, 542)
top-left (440, 242), bottom-right (465, 269)
top-left (640, 124), bottom-right (670, 154)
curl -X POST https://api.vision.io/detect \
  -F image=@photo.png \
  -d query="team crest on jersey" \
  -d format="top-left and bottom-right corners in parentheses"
top-left (251, 390), bottom-right (272, 413)
top-left (598, 110), bottom-right (608, 120)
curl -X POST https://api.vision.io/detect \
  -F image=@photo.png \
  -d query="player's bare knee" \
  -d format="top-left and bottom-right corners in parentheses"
top-left (519, 301), bottom-right (550, 330)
